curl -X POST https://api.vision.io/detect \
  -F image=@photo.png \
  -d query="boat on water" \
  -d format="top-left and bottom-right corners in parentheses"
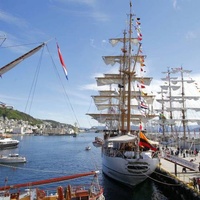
top-left (87, 1), bottom-right (159, 187)
top-left (155, 67), bottom-right (200, 148)
top-left (85, 146), bottom-right (91, 151)
top-left (0, 171), bottom-right (104, 200)
top-left (0, 137), bottom-right (19, 149)
top-left (92, 137), bottom-right (103, 147)
top-left (0, 153), bottom-right (26, 164)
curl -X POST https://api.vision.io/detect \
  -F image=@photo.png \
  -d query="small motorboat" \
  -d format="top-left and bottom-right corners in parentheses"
top-left (85, 146), bottom-right (91, 151)
top-left (0, 153), bottom-right (26, 164)
top-left (92, 137), bottom-right (103, 147)
top-left (0, 137), bottom-right (19, 149)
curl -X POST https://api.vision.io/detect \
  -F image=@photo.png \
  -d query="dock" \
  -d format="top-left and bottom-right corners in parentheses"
top-left (152, 148), bottom-right (200, 199)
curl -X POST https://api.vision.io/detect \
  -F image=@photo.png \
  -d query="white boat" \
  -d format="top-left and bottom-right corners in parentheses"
top-left (0, 171), bottom-right (105, 200)
top-left (87, 1), bottom-right (159, 187)
top-left (93, 137), bottom-right (103, 147)
top-left (85, 146), bottom-right (91, 151)
top-left (0, 137), bottom-right (19, 149)
top-left (0, 153), bottom-right (26, 164)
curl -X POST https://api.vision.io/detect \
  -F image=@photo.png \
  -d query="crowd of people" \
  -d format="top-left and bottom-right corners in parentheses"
top-left (162, 145), bottom-right (200, 191)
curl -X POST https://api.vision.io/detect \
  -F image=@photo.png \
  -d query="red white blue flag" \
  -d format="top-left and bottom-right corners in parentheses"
top-left (57, 43), bottom-right (68, 80)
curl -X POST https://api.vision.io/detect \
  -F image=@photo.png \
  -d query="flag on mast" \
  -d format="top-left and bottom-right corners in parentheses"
top-left (57, 43), bottom-right (68, 80)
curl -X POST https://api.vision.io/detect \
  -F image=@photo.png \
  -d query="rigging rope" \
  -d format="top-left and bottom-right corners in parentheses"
top-left (45, 43), bottom-right (80, 127)
top-left (24, 45), bottom-right (45, 114)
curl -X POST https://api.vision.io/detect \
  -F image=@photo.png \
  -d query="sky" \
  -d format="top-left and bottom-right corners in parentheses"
top-left (0, 0), bottom-right (200, 128)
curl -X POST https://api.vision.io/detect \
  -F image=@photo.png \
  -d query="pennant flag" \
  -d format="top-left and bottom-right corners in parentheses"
top-left (140, 57), bottom-right (144, 63)
top-left (138, 97), bottom-right (148, 110)
top-left (109, 107), bottom-right (115, 114)
top-left (137, 32), bottom-right (142, 37)
top-left (159, 127), bottom-right (162, 133)
top-left (137, 83), bottom-right (145, 89)
top-left (159, 112), bottom-right (166, 120)
top-left (142, 91), bottom-right (147, 96)
top-left (57, 43), bottom-right (68, 80)
top-left (139, 109), bottom-right (146, 117)
top-left (118, 84), bottom-right (124, 88)
top-left (136, 21), bottom-right (141, 26)
top-left (139, 132), bottom-right (157, 151)
top-left (140, 101), bottom-right (148, 109)
top-left (139, 123), bottom-right (142, 130)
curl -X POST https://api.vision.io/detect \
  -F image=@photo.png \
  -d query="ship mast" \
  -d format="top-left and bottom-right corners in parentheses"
top-left (180, 68), bottom-right (187, 147)
top-left (127, 1), bottom-right (134, 133)
top-left (120, 30), bottom-right (127, 133)
top-left (159, 88), bottom-right (166, 137)
top-left (167, 68), bottom-right (175, 134)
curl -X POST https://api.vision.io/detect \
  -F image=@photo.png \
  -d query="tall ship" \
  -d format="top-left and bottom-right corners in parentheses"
top-left (87, 2), bottom-right (159, 187)
top-left (156, 67), bottom-right (200, 147)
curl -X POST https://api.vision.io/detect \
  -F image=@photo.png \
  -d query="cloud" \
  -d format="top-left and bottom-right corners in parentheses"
top-left (80, 82), bottom-right (99, 91)
top-left (172, 0), bottom-right (180, 10)
top-left (0, 10), bottom-right (28, 28)
top-left (53, 0), bottom-right (109, 22)
top-left (101, 39), bottom-right (108, 47)
top-left (91, 11), bottom-right (109, 22)
top-left (185, 31), bottom-right (197, 40)
top-left (56, 0), bottom-right (96, 7)
top-left (90, 39), bottom-right (95, 48)
top-left (0, 32), bottom-right (31, 54)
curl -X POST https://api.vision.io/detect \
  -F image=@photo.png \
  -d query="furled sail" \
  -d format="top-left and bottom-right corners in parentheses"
top-left (103, 55), bottom-right (145, 66)
top-left (96, 75), bottom-right (152, 86)
top-left (109, 38), bottom-right (140, 47)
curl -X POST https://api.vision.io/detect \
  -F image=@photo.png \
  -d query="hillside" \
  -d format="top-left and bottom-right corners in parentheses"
top-left (0, 107), bottom-right (43, 125)
top-left (0, 107), bottom-right (73, 128)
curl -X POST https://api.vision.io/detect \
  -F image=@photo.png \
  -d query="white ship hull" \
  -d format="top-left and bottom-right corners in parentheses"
top-left (102, 152), bottom-right (159, 186)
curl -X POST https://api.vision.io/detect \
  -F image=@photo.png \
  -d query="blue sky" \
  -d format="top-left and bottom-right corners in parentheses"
top-left (0, 0), bottom-right (200, 128)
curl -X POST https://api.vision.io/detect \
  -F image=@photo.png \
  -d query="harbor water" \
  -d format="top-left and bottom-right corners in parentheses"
top-left (0, 132), bottom-right (183, 200)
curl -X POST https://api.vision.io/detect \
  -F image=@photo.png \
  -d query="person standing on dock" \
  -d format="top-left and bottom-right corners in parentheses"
top-left (193, 177), bottom-right (197, 190)
top-left (194, 148), bottom-right (198, 157)
top-left (197, 178), bottom-right (200, 191)
top-left (198, 163), bottom-right (200, 172)
top-left (186, 149), bottom-right (188, 157)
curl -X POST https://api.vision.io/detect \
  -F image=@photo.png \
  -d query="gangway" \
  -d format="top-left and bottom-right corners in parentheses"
top-left (162, 153), bottom-right (198, 175)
